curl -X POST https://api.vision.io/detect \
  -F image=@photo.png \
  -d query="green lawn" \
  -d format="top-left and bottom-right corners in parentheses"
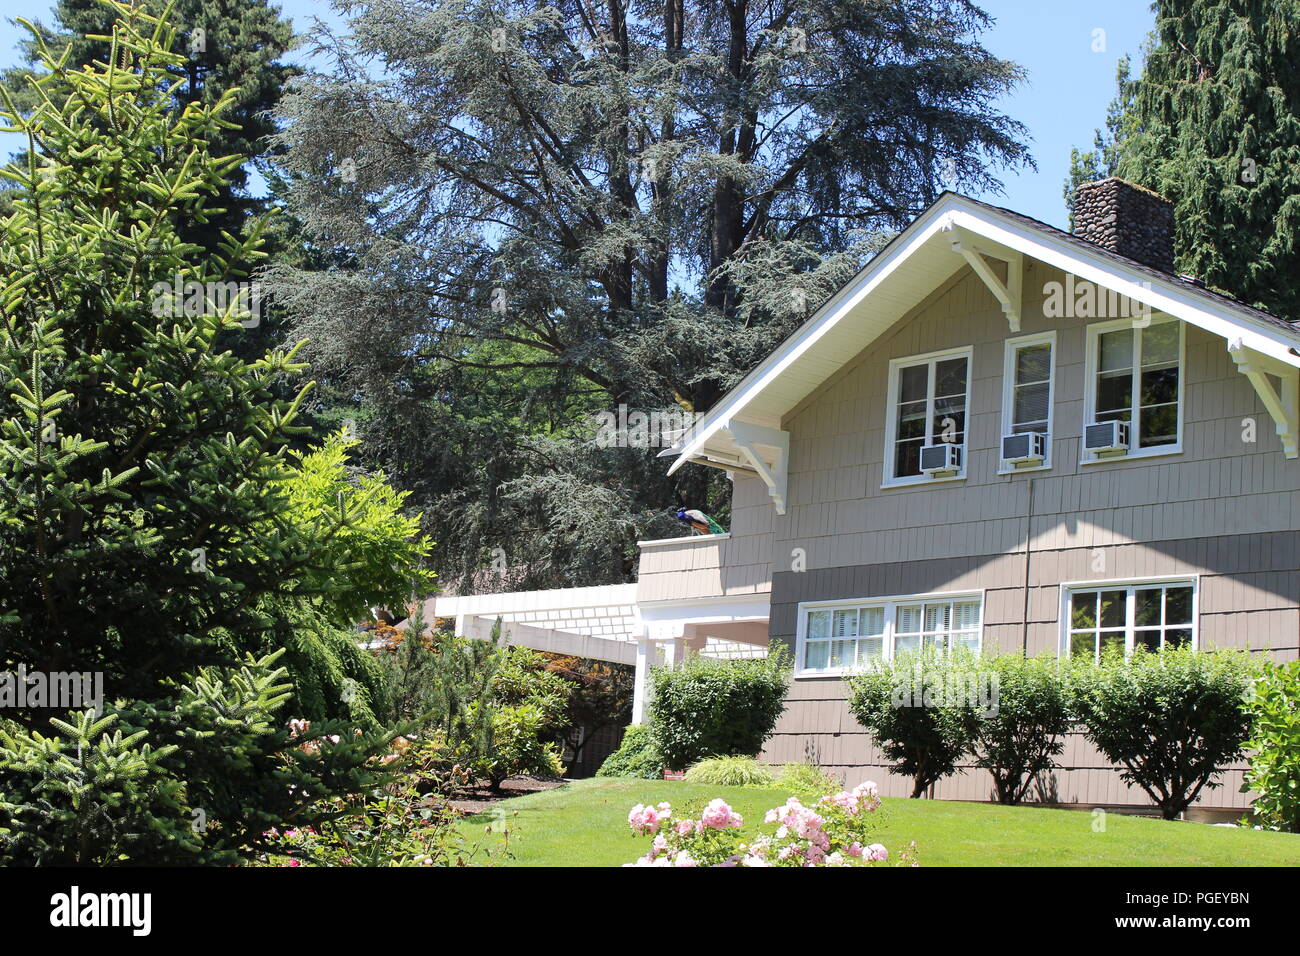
top-left (461, 777), bottom-right (1300, 867)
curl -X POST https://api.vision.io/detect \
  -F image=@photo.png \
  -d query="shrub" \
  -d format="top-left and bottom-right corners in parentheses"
top-left (778, 762), bottom-right (842, 801)
top-left (846, 651), bottom-right (981, 798)
top-left (1067, 647), bottom-right (1257, 820)
top-left (648, 647), bottom-right (791, 771)
top-left (683, 756), bottom-right (776, 787)
top-left (1242, 660), bottom-right (1300, 832)
top-left (625, 781), bottom-right (906, 867)
top-left (596, 724), bottom-right (663, 779)
top-left (972, 654), bottom-right (1073, 804)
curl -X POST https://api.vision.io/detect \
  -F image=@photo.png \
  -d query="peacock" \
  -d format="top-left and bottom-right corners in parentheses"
top-left (676, 508), bottom-right (725, 535)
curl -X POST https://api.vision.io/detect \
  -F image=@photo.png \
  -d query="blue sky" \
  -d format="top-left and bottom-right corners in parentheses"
top-left (0, 0), bottom-right (1154, 227)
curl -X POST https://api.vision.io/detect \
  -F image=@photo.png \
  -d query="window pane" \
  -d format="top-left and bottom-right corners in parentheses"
top-left (1071, 592), bottom-right (1097, 630)
top-left (1096, 371), bottom-right (1133, 418)
top-left (1016, 344), bottom-right (1051, 385)
top-left (932, 396), bottom-right (965, 444)
top-left (894, 439), bottom-right (922, 478)
top-left (953, 632), bottom-right (980, 652)
top-left (1139, 402), bottom-right (1178, 447)
top-left (953, 602), bottom-right (981, 630)
top-left (804, 640), bottom-right (829, 670)
top-left (1165, 587), bottom-right (1193, 625)
top-left (829, 640), bottom-right (854, 668)
top-left (1099, 329), bottom-right (1133, 372)
top-left (1142, 323), bottom-right (1178, 365)
top-left (859, 607), bottom-right (885, 636)
top-left (857, 636), bottom-right (884, 661)
top-left (924, 603), bottom-right (951, 633)
top-left (1165, 628), bottom-right (1192, 649)
top-left (896, 605), bottom-right (923, 633)
top-left (897, 400), bottom-right (927, 440)
top-left (1013, 381), bottom-right (1050, 430)
top-left (1100, 632), bottom-right (1126, 659)
top-left (808, 610), bottom-right (830, 641)
top-left (935, 357), bottom-right (967, 397)
top-left (832, 609), bottom-right (858, 638)
top-left (1070, 633), bottom-right (1097, 660)
top-left (1135, 589), bottom-right (1162, 627)
top-left (1135, 630), bottom-right (1161, 654)
top-left (899, 364), bottom-right (928, 403)
top-left (1099, 590), bottom-right (1126, 629)
top-left (1140, 365), bottom-right (1179, 407)
top-left (894, 634), bottom-right (921, 655)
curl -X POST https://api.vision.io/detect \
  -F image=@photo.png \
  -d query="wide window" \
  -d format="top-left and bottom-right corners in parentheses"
top-left (800, 594), bottom-right (982, 675)
top-left (1085, 319), bottom-right (1183, 457)
top-left (885, 348), bottom-right (971, 483)
top-left (1063, 580), bottom-right (1196, 662)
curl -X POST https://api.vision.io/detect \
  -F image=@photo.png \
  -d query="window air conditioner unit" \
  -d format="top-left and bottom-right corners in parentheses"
top-left (1084, 420), bottom-right (1129, 455)
top-left (919, 443), bottom-right (962, 476)
top-left (1001, 432), bottom-right (1047, 467)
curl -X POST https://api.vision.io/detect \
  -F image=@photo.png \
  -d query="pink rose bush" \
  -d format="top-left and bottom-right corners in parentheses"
top-left (625, 781), bottom-right (911, 867)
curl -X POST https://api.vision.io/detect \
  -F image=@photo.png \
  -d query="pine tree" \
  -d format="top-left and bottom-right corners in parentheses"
top-left (1067, 1), bottom-right (1300, 319)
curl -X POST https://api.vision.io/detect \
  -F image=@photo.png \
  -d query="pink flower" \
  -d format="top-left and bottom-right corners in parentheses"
top-left (867, 843), bottom-right (888, 862)
top-left (700, 799), bottom-right (743, 830)
top-left (628, 803), bottom-right (665, 835)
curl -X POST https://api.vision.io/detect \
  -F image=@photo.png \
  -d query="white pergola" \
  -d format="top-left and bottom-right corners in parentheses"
top-left (420, 585), bottom-right (770, 723)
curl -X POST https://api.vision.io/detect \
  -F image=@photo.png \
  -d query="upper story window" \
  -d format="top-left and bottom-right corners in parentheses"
top-left (1062, 579), bottom-right (1196, 663)
top-left (1084, 318), bottom-right (1184, 461)
top-left (799, 593), bottom-right (982, 676)
top-left (884, 347), bottom-right (971, 486)
top-left (1000, 332), bottom-right (1055, 470)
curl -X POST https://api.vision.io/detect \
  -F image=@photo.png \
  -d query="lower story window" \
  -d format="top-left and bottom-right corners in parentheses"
top-left (1064, 580), bottom-right (1195, 662)
top-left (801, 595), bottom-right (982, 674)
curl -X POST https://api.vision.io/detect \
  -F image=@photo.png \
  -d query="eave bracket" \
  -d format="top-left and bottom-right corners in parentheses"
top-left (946, 224), bottom-right (1022, 332)
top-left (726, 420), bottom-right (790, 515)
top-left (1228, 338), bottom-right (1299, 459)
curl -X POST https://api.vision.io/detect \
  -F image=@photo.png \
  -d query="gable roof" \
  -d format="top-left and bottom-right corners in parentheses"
top-left (667, 191), bottom-right (1300, 476)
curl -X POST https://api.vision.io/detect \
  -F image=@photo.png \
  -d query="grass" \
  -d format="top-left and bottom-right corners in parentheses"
top-left (461, 777), bottom-right (1300, 867)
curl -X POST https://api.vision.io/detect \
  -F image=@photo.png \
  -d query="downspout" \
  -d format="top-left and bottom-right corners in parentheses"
top-left (1021, 477), bottom-right (1035, 656)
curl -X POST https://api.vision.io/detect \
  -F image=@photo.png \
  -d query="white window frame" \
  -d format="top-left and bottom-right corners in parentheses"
top-left (882, 345), bottom-right (974, 488)
top-left (999, 331), bottom-right (1056, 473)
top-left (1057, 576), bottom-right (1199, 662)
top-left (794, 590), bottom-right (984, 678)
top-left (1082, 316), bottom-right (1185, 464)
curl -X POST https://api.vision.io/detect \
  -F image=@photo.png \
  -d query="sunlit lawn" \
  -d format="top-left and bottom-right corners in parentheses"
top-left (460, 777), bottom-right (1300, 867)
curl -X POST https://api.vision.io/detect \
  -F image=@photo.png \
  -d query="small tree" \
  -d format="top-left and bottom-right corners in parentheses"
top-left (846, 651), bottom-right (980, 798)
top-left (972, 654), bottom-right (1074, 805)
top-left (1067, 647), bottom-right (1257, 820)
top-left (1242, 660), bottom-right (1300, 832)
top-left (648, 647), bottom-right (790, 771)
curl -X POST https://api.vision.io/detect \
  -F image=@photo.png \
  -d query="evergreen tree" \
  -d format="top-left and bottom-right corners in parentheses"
top-left (1067, 1), bottom-right (1300, 319)
top-left (268, 0), bottom-right (1032, 590)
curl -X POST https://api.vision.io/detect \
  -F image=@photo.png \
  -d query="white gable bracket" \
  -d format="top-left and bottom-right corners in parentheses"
top-left (946, 224), bottom-right (1022, 332)
top-left (1228, 338), bottom-right (1299, 459)
top-left (726, 420), bottom-right (790, 515)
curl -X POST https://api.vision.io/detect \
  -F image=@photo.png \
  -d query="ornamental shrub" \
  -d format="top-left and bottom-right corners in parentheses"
top-left (683, 755), bottom-right (776, 787)
top-left (778, 762), bottom-right (842, 801)
top-left (971, 653), bottom-right (1074, 804)
top-left (596, 723), bottom-right (663, 779)
top-left (648, 647), bottom-right (791, 771)
top-left (846, 651), bottom-right (982, 798)
top-left (1242, 660), bottom-right (1300, 832)
top-left (1067, 646), bottom-right (1257, 820)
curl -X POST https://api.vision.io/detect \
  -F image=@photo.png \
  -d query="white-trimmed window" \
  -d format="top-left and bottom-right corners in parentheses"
top-left (884, 347), bottom-right (972, 485)
top-left (798, 593), bottom-right (983, 676)
top-left (1084, 317), bottom-right (1184, 459)
top-left (1061, 580), bottom-right (1196, 662)
top-left (1001, 332), bottom-right (1055, 469)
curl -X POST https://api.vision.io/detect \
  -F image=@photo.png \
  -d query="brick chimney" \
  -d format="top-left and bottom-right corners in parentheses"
top-left (1072, 178), bottom-right (1175, 273)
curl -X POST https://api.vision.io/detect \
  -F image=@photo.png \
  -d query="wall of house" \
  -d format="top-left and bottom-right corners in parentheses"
top-left (635, 473), bottom-right (774, 604)
top-left (759, 259), bottom-right (1300, 809)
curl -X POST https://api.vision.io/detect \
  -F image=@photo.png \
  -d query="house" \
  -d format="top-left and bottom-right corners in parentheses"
top-left (434, 178), bottom-right (1300, 813)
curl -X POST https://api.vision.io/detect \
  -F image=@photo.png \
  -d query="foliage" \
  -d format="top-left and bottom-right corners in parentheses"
top-left (1242, 660), bottom-right (1300, 832)
top-left (683, 755), bottom-right (776, 788)
top-left (971, 654), bottom-right (1074, 805)
top-left (0, 5), bottom-right (428, 863)
top-left (538, 653), bottom-right (634, 772)
top-left (778, 762), bottom-right (843, 802)
top-left (258, 780), bottom-right (506, 867)
top-left (846, 651), bottom-right (982, 798)
top-left (595, 723), bottom-right (663, 780)
top-left (625, 781), bottom-right (903, 867)
top-left (1067, 647), bottom-right (1258, 820)
top-left (648, 647), bottom-right (791, 771)
top-left (267, 0), bottom-right (1030, 590)
top-left (1068, 1), bottom-right (1300, 321)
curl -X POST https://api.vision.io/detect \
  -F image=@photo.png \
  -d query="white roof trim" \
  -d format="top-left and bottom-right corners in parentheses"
top-left (668, 193), bottom-right (1300, 474)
